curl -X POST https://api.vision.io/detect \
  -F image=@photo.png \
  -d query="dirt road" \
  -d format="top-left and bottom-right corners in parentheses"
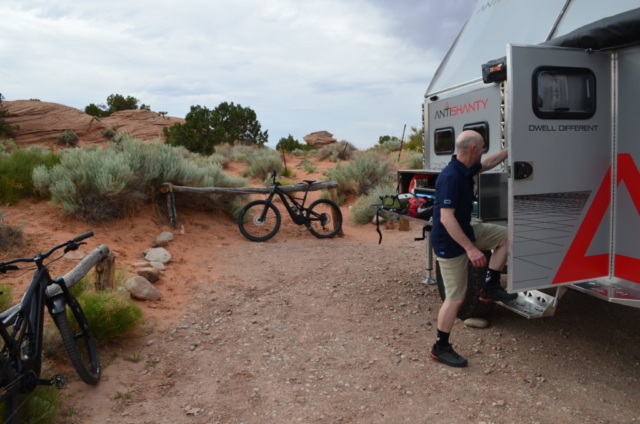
top-left (55, 213), bottom-right (640, 424)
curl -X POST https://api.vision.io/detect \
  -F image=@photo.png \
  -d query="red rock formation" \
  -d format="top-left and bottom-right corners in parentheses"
top-left (303, 131), bottom-right (337, 149)
top-left (1, 100), bottom-right (183, 148)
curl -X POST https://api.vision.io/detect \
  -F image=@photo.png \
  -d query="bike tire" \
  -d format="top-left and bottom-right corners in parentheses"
top-left (0, 356), bottom-right (19, 424)
top-left (238, 200), bottom-right (281, 242)
top-left (305, 199), bottom-right (343, 239)
top-left (52, 295), bottom-right (101, 385)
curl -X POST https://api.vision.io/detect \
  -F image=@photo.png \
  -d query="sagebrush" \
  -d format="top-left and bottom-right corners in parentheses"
top-left (349, 184), bottom-right (399, 225)
top-left (318, 141), bottom-right (357, 161)
top-left (0, 147), bottom-right (60, 205)
top-left (33, 136), bottom-right (248, 223)
top-left (324, 151), bottom-right (394, 204)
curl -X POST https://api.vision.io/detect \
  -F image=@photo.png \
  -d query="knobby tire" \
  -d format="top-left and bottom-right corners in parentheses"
top-left (305, 199), bottom-right (343, 239)
top-left (238, 200), bottom-right (282, 242)
top-left (52, 295), bottom-right (101, 385)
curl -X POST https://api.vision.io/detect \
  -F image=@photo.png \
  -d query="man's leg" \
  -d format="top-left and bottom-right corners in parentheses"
top-left (472, 224), bottom-right (516, 302)
top-left (431, 255), bottom-right (468, 367)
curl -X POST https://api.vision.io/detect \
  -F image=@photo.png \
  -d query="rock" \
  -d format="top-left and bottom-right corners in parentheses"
top-left (371, 215), bottom-right (386, 225)
top-left (464, 317), bottom-right (489, 329)
top-left (145, 247), bottom-right (172, 264)
top-left (125, 276), bottom-right (161, 301)
top-left (137, 267), bottom-right (160, 283)
top-left (2, 100), bottom-right (183, 147)
top-left (133, 262), bottom-right (151, 267)
top-left (149, 261), bottom-right (166, 271)
top-left (386, 221), bottom-right (395, 230)
top-left (152, 232), bottom-right (174, 248)
top-left (116, 286), bottom-right (131, 299)
top-left (303, 130), bottom-right (337, 149)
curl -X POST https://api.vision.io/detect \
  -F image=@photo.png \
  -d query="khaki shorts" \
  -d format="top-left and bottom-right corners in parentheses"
top-left (436, 223), bottom-right (507, 301)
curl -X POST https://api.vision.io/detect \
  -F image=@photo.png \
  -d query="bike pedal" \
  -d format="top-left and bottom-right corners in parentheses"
top-left (54, 374), bottom-right (66, 389)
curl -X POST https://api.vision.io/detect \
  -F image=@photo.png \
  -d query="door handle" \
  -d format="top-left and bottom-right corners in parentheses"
top-left (514, 162), bottom-right (533, 180)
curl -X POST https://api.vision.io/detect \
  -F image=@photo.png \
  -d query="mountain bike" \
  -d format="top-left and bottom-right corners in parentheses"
top-left (0, 232), bottom-right (102, 423)
top-left (238, 171), bottom-right (343, 242)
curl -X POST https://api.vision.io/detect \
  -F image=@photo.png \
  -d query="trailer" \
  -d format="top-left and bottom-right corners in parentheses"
top-left (404, 0), bottom-right (640, 319)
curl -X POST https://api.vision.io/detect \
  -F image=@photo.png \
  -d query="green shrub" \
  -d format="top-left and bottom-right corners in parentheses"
top-left (404, 126), bottom-right (424, 152)
top-left (231, 144), bottom-right (258, 162)
top-left (291, 148), bottom-right (307, 157)
top-left (33, 136), bottom-right (248, 223)
top-left (399, 150), bottom-right (423, 169)
top-left (381, 139), bottom-right (402, 152)
top-left (0, 147), bottom-right (60, 205)
top-left (101, 128), bottom-right (117, 140)
top-left (324, 152), bottom-right (394, 204)
top-left (318, 141), bottom-right (357, 161)
top-left (245, 149), bottom-right (283, 180)
top-left (55, 129), bottom-right (79, 147)
top-left (209, 153), bottom-right (230, 168)
top-left (300, 160), bottom-right (317, 174)
top-left (76, 291), bottom-right (144, 343)
top-left (349, 184), bottom-right (399, 225)
top-left (0, 386), bottom-right (62, 423)
top-left (0, 211), bottom-right (23, 252)
top-left (0, 138), bottom-right (16, 153)
top-left (282, 167), bottom-right (297, 178)
top-left (0, 284), bottom-right (12, 312)
top-left (0, 110), bottom-right (20, 139)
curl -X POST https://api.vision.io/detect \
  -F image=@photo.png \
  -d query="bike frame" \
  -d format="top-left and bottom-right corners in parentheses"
top-left (0, 249), bottom-right (81, 399)
top-left (263, 181), bottom-right (312, 226)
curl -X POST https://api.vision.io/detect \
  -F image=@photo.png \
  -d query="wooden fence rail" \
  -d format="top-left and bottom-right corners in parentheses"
top-left (159, 181), bottom-right (340, 232)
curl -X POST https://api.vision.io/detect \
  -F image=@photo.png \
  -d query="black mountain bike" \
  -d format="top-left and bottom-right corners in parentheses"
top-left (0, 232), bottom-right (101, 423)
top-left (238, 171), bottom-right (343, 242)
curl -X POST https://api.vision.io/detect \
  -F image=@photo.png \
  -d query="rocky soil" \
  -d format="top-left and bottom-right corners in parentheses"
top-left (4, 203), bottom-right (635, 424)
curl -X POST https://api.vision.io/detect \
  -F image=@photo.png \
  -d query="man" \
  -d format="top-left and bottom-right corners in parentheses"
top-left (430, 130), bottom-right (516, 368)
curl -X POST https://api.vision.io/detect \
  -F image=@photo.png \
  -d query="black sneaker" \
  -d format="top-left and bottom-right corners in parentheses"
top-left (480, 286), bottom-right (518, 302)
top-left (430, 344), bottom-right (468, 368)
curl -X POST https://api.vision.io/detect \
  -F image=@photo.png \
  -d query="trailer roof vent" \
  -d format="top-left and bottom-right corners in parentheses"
top-left (482, 56), bottom-right (507, 84)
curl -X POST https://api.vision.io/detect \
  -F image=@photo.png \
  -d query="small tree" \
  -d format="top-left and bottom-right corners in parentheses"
top-left (276, 134), bottom-right (306, 153)
top-left (378, 135), bottom-right (399, 145)
top-left (0, 110), bottom-right (20, 138)
top-left (164, 102), bottom-right (268, 155)
top-left (84, 94), bottom-right (150, 117)
top-left (404, 126), bottom-right (424, 152)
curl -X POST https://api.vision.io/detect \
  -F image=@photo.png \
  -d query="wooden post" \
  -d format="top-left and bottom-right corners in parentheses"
top-left (327, 188), bottom-right (345, 237)
top-left (94, 252), bottom-right (116, 291)
top-left (398, 217), bottom-right (411, 231)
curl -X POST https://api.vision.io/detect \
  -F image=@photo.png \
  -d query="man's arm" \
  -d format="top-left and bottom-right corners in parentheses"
top-left (480, 148), bottom-right (508, 173)
top-left (440, 208), bottom-right (487, 267)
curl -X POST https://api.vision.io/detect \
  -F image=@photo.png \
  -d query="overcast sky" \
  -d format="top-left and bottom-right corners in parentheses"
top-left (0, 0), bottom-right (477, 149)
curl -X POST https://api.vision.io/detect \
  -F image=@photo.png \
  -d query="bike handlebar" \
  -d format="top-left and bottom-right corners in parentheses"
top-left (0, 232), bottom-right (94, 271)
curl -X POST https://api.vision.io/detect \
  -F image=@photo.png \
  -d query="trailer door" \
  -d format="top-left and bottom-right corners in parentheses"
top-left (506, 45), bottom-right (612, 293)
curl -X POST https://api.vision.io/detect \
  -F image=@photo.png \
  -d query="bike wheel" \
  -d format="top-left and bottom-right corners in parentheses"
top-left (0, 356), bottom-right (19, 424)
top-left (238, 200), bottom-right (281, 242)
top-left (306, 199), bottom-right (343, 239)
top-left (52, 295), bottom-right (101, 385)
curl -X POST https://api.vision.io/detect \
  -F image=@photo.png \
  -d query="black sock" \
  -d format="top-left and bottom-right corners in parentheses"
top-left (485, 268), bottom-right (501, 287)
top-left (436, 330), bottom-right (450, 348)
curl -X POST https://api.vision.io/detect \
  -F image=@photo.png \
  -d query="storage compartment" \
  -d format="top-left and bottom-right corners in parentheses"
top-left (398, 170), bottom-right (507, 221)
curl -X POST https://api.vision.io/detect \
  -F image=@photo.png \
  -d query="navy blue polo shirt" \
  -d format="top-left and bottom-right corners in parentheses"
top-left (431, 156), bottom-right (482, 258)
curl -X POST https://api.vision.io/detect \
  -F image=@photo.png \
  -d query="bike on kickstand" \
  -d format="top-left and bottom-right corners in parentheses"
top-left (238, 171), bottom-right (343, 242)
top-left (0, 232), bottom-right (102, 423)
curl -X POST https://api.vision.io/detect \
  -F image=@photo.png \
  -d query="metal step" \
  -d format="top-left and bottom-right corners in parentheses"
top-left (496, 289), bottom-right (563, 319)
top-left (571, 280), bottom-right (640, 308)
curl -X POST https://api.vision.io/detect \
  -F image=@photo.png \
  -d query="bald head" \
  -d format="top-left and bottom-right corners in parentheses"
top-left (456, 130), bottom-right (483, 153)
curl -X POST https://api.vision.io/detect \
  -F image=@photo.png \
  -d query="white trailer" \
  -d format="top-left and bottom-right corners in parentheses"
top-left (405, 0), bottom-right (640, 319)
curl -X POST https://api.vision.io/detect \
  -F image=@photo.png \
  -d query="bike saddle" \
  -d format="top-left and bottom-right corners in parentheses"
top-left (303, 180), bottom-right (316, 184)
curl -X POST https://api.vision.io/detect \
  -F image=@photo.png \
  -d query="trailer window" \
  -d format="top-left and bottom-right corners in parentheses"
top-left (462, 122), bottom-right (489, 153)
top-left (533, 67), bottom-right (595, 119)
top-left (434, 128), bottom-right (454, 155)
